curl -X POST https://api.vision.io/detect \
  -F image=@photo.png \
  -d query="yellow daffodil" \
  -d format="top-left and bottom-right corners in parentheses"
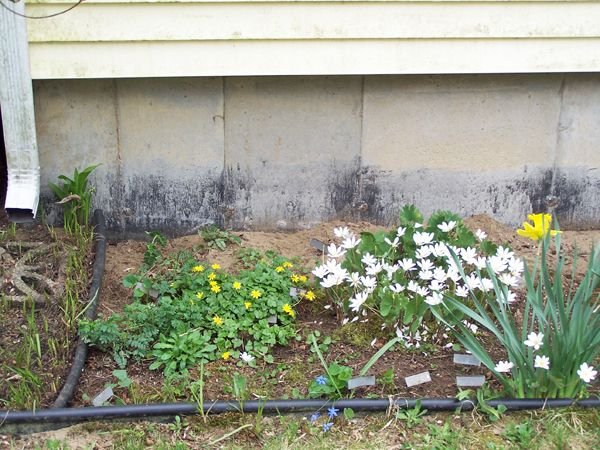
top-left (208, 273), bottom-right (217, 281)
top-left (244, 301), bottom-right (252, 310)
top-left (211, 263), bottom-right (221, 270)
top-left (282, 262), bottom-right (293, 268)
top-left (275, 266), bottom-right (285, 273)
top-left (212, 315), bottom-right (224, 326)
top-left (222, 351), bottom-right (231, 360)
top-left (196, 292), bottom-right (204, 300)
top-left (282, 303), bottom-right (295, 318)
top-left (232, 281), bottom-right (242, 290)
top-left (211, 284), bottom-right (221, 293)
top-left (250, 290), bottom-right (262, 299)
top-left (192, 265), bottom-right (205, 273)
top-left (517, 213), bottom-right (561, 241)
top-left (304, 290), bottom-right (316, 301)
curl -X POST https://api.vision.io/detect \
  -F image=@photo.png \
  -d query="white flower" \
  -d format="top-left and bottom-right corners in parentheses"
top-left (416, 286), bottom-right (430, 297)
top-left (429, 280), bottom-right (445, 291)
top-left (382, 262), bottom-right (399, 279)
top-left (577, 362), bottom-right (598, 383)
top-left (399, 258), bottom-right (416, 272)
top-left (494, 360), bottom-right (514, 373)
top-left (496, 246), bottom-right (514, 261)
top-left (361, 252), bottom-right (377, 267)
top-left (346, 272), bottom-right (361, 288)
top-left (432, 243), bottom-right (450, 258)
top-left (413, 231), bottom-right (434, 246)
top-left (488, 255), bottom-right (508, 274)
top-left (425, 291), bottom-right (443, 306)
top-left (312, 265), bottom-right (329, 279)
top-left (455, 285), bottom-right (470, 298)
top-left (370, 338), bottom-right (378, 347)
top-left (418, 259), bottom-right (435, 272)
top-left (419, 269), bottom-right (434, 281)
top-left (524, 332), bottom-right (544, 351)
top-left (396, 226), bottom-right (407, 238)
top-left (475, 229), bottom-right (487, 241)
top-left (460, 247), bottom-right (478, 265)
top-left (414, 222), bottom-right (423, 229)
top-left (508, 257), bottom-right (525, 276)
top-left (327, 243), bottom-right (346, 259)
top-left (324, 258), bottom-right (342, 274)
top-left (465, 274), bottom-right (481, 291)
top-left (384, 236), bottom-right (400, 248)
top-left (349, 291), bottom-right (369, 312)
top-left (437, 221), bottom-right (457, 233)
top-left (320, 267), bottom-right (348, 288)
top-left (407, 280), bottom-right (419, 292)
top-left (415, 246), bottom-right (433, 260)
top-left (240, 352), bottom-right (255, 363)
top-left (390, 283), bottom-right (405, 293)
top-left (462, 320), bottom-right (478, 334)
top-left (502, 290), bottom-right (517, 304)
top-left (433, 267), bottom-right (448, 282)
top-left (446, 267), bottom-right (462, 283)
top-left (360, 275), bottom-right (377, 292)
top-left (341, 235), bottom-right (361, 249)
top-left (534, 355), bottom-right (550, 370)
top-left (333, 226), bottom-right (351, 239)
top-left (480, 278), bottom-right (494, 292)
top-left (498, 273), bottom-right (520, 288)
top-left (365, 262), bottom-right (383, 276)
top-left (474, 257), bottom-right (488, 271)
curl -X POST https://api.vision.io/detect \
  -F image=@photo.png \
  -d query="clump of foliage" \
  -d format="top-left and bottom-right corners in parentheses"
top-left (314, 205), bottom-right (516, 333)
top-left (200, 225), bottom-right (241, 251)
top-left (80, 245), bottom-right (311, 375)
top-left (437, 214), bottom-right (599, 398)
top-left (48, 164), bottom-right (99, 233)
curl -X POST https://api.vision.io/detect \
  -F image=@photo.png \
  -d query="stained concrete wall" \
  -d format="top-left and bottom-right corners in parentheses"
top-left (33, 74), bottom-right (600, 234)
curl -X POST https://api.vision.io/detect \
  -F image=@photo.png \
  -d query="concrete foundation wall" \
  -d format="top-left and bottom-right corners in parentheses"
top-left (33, 74), bottom-right (600, 233)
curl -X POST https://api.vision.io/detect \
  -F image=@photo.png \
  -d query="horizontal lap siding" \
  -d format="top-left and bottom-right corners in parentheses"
top-left (26, 1), bottom-right (600, 78)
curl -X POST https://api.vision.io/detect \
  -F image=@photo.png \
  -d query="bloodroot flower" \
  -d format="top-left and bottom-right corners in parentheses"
top-left (494, 360), bottom-right (514, 373)
top-left (577, 363), bottom-right (598, 383)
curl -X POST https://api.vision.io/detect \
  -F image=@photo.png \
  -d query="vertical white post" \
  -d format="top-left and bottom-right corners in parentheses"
top-left (0, 0), bottom-right (40, 222)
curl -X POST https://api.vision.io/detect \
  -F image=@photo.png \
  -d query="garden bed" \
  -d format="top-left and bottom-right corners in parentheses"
top-left (71, 214), bottom-right (599, 407)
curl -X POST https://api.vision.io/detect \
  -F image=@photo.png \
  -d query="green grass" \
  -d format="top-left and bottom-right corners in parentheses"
top-left (11, 408), bottom-right (600, 449)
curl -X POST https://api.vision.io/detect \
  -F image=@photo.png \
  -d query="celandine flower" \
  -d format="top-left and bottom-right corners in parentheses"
top-left (517, 213), bottom-right (561, 241)
top-left (196, 292), bottom-right (204, 300)
top-left (275, 266), bottom-right (285, 273)
top-left (192, 265), bottom-right (205, 273)
top-left (250, 289), bottom-right (262, 299)
top-left (577, 363), bottom-right (598, 383)
top-left (212, 315), bottom-right (224, 326)
top-left (232, 281), bottom-right (242, 290)
top-left (304, 290), bottom-right (316, 301)
top-left (524, 332), bottom-right (544, 350)
top-left (244, 301), bottom-right (252, 310)
top-left (210, 284), bottom-right (221, 293)
top-left (222, 351), bottom-right (231, 360)
top-left (534, 355), bottom-right (550, 370)
top-left (282, 303), bottom-right (295, 318)
top-left (211, 263), bottom-right (221, 270)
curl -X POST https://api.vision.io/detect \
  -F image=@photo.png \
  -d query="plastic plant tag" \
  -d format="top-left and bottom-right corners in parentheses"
top-left (310, 238), bottom-right (326, 252)
top-left (405, 371), bottom-right (431, 387)
top-left (289, 287), bottom-right (299, 298)
top-left (453, 354), bottom-right (481, 367)
top-left (347, 376), bottom-right (376, 390)
top-left (456, 375), bottom-right (485, 387)
top-left (92, 386), bottom-right (114, 406)
top-left (267, 315), bottom-right (278, 324)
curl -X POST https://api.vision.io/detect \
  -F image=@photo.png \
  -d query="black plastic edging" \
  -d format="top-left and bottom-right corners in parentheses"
top-left (2, 398), bottom-right (600, 425)
top-left (52, 209), bottom-right (107, 409)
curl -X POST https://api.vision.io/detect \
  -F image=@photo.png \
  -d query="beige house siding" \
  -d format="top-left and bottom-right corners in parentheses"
top-left (26, 0), bottom-right (600, 79)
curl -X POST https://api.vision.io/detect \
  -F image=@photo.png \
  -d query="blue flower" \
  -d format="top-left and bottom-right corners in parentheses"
top-left (327, 406), bottom-right (339, 418)
top-left (315, 375), bottom-right (327, 385)
top-left (309, 412), bottom-right (320, 423)
top-left (322, 422), bottom-right (334, 432)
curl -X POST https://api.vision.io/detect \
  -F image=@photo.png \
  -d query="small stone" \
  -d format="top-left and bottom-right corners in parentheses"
top-left (267, 315), bottom-right (278, 324)
top-left (310, 239), bottom-right (326, 252)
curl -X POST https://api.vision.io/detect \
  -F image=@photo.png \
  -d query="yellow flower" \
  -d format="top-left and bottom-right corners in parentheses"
top-left (222, 351), bottom-right (231, 360)
top-left (192, 265), bottom-right (205, 273)
top-left (299, 275), bottom-right (308, 283)
top-left (275, 266), bottom-right (285, 273)
top-left (250, 290), bottom-right (262, 299)
top-left (196, 292), bottom-right (204, 300)
top-left (211, 263), bottom-right (221, 270)
top-left (244, 301), bottom-right (252, 310)
top-left (282, 262), bottom-right (293, 268)
top-left (208, 273), bottom-right (217, 281)
top-left (282, 303), bottom-right (295, 318)
top-left (290, 274), bottom-right (300, 283)
top-left (517, 213), bottom-right (561, 241)
top-left (209, 280), bottom-right (218, 287)
top-left (304, 290), bottom-right (316, 301)
top-left (232, 281), bottom-right (242, 290)
top-left (212, 315), bottom-right (224, 326)
top-left (211, 284), bottom-right (221, 293)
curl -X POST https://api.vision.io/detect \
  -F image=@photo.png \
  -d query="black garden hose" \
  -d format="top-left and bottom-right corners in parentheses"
top-left (52, 209), bottom-right (107, 408)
